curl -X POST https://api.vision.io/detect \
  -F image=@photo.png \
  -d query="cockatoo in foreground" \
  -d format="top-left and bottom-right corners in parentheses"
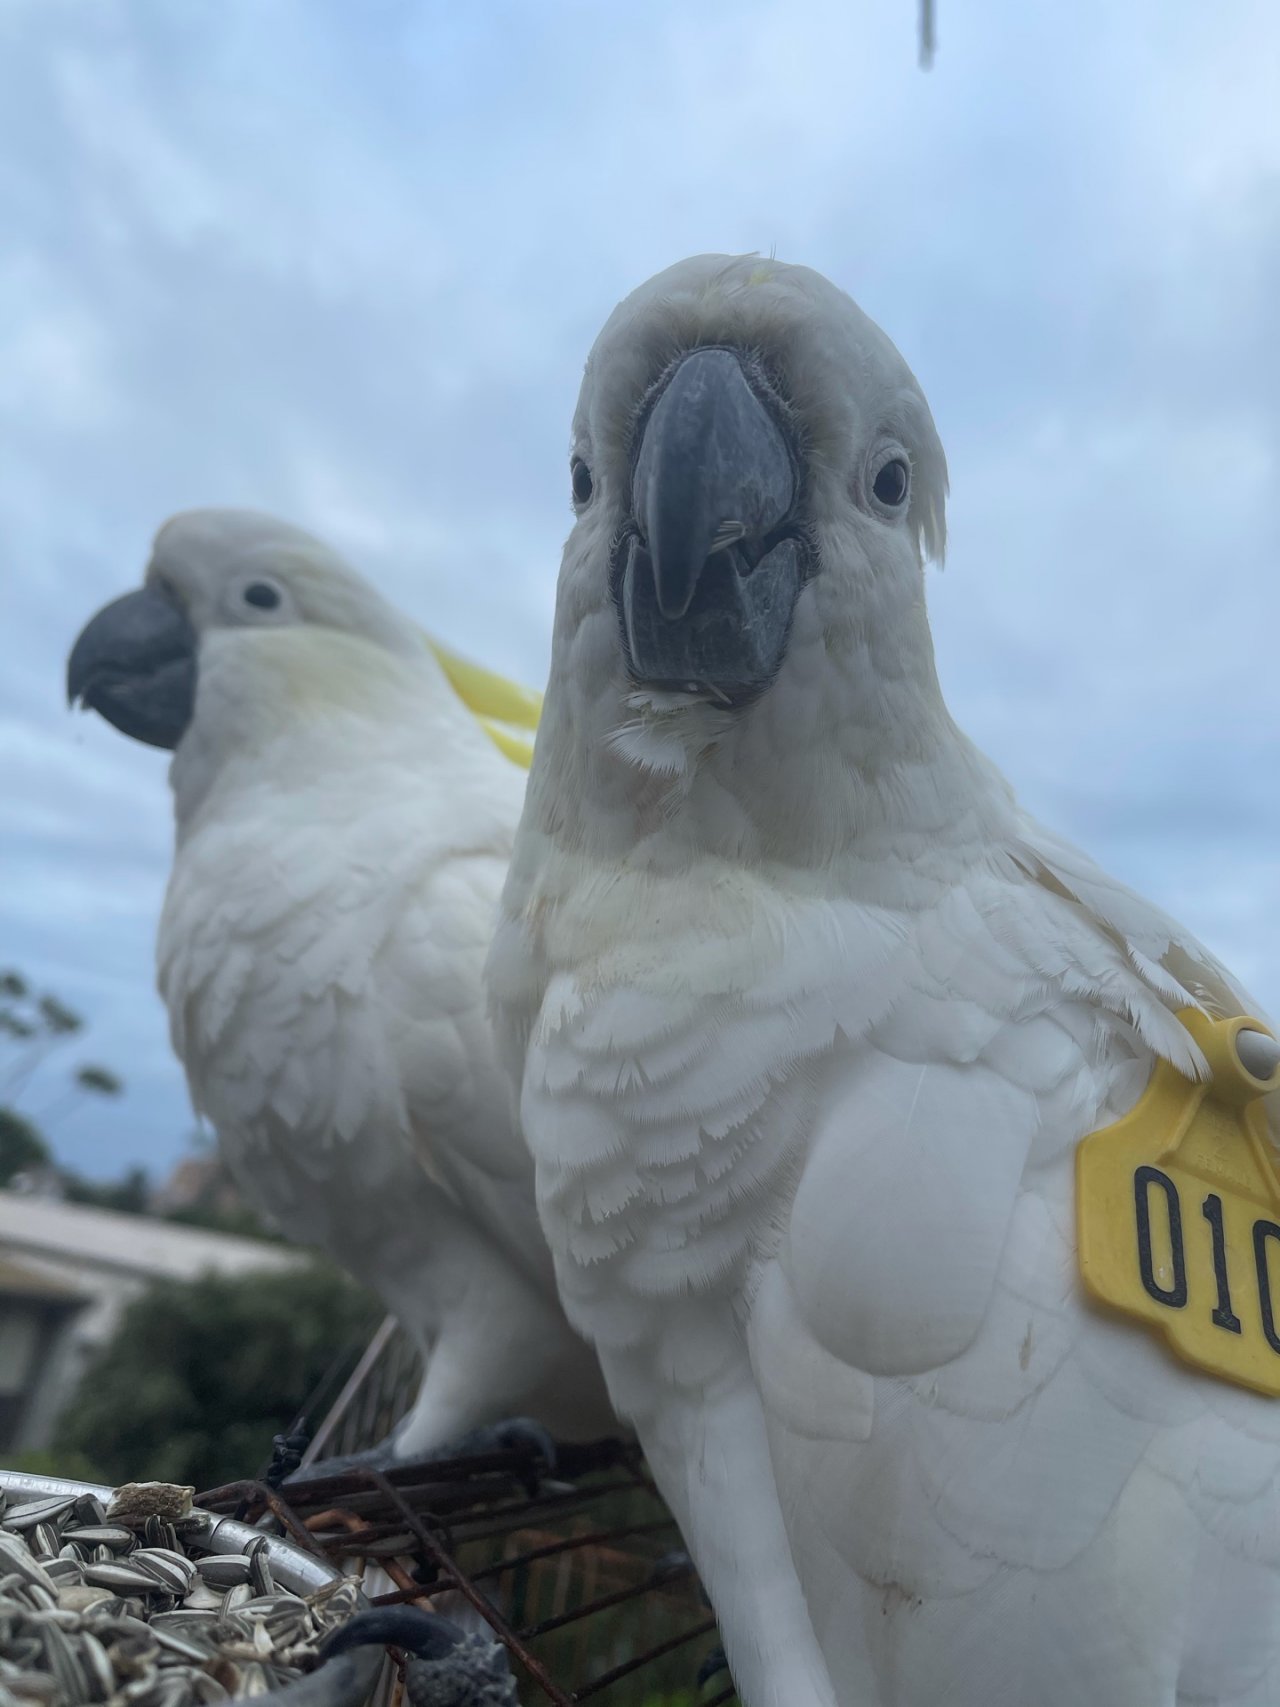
top-left (68, 508), bottom-right (615, 1471)
top-left (488, 255), bottom-right (1280, 1707)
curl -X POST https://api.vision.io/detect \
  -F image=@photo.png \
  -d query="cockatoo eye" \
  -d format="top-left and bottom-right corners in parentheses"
top-left (242, 581), bottom-right (282, 610)
top-left (871, 457), bottom-right (910, 509)
top-left (571, 457), bottom-right (594, 508)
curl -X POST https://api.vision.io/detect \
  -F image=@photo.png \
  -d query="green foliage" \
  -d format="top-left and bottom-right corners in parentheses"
top-left (37, 996), bottom-right (83, 1037)
top-left (55, 1263), bottom-right (381, 1491)
top-left (61, 1166), bottom-right (152, 1216)
top-left (163, 1200), bottom-right (286, 1243)
top-left (7, 1445), bottom-right (107, 1484)
top-left (0, 1106), bottom-right (51, 1185)
top-left (75, 1066), bottom-right (123, 1097)
top-left (1, 967), bottom-right (126, 1139)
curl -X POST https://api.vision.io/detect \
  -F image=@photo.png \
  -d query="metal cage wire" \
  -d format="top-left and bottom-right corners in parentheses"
top-left (202, 1318), bottom-right (736, 1706)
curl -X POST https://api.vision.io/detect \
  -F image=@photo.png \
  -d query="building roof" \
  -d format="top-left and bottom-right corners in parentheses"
top-left (0, 1191), bottom-right (304, 1284)
top-left (0, 1253), bottom-right (87, 1304)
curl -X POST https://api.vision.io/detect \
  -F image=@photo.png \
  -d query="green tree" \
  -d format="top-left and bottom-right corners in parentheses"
top-left (61, 1165), bottom-right (152, 1216)
top-left (0, 1106), bottom-right (51, 1186)
top-left (1, 967), bottom-right (126, 1137)
top-left (55, 1263), bottom-right (381, 1491)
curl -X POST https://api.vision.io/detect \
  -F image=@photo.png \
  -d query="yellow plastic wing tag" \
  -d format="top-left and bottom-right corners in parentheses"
top-left (1077, 1009), bottom-right (1280, 1396)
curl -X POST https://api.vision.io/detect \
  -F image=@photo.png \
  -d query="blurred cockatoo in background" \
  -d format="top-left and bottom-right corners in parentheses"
top-left (68, 507), bottom-right (615, 1474)
top-left (489, 255), bottom-right (1280, 1707)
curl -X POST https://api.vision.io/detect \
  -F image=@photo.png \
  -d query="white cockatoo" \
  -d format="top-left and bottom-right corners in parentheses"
top-left (488, 255), bottom-right (1280, 1707)
top-left (68, 508), bottom-right (615, 1473)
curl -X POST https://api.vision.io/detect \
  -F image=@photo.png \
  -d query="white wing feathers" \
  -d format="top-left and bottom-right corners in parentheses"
top-left (519, 823), bottom-right (1280, 1705)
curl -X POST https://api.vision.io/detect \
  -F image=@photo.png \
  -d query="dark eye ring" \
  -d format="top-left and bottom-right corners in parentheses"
top-left (243, 581), bottom-right (281, 610)
top-left (872, 457), bottom-right (910, 509)
top-left (571, 457), bottom-right (594, 507)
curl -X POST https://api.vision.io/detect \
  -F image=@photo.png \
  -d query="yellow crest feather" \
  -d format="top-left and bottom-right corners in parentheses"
top-left (422, 634), bottom-right (541, 770)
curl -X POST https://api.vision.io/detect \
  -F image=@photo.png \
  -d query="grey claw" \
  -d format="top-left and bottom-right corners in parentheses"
top-left (327, 1608), bottom-right (517, 1707)
top-left (282, 1430), bottom-right (404, 1486)
top-left (258, 1608), bottom-right (517, 1707)
top-left (442, 1416), bottom-right (558, 1475)
top-left (485, 1417), bottom-right (558, 1473)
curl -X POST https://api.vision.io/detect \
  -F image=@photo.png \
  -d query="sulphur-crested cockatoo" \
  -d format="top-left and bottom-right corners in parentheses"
top-left (68, 508), bottom-right (614, 1472)
top-left (488, 256), bottom-right (1280, 1707)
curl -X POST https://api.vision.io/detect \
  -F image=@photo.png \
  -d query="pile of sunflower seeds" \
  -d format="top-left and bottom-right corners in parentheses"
top-left (0, 1485), bottom-right (364, 1704)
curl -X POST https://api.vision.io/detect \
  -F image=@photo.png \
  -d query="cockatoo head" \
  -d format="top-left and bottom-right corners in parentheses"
top-left (560, 253), bottom-right (948, 719)
top-left (66, 508), bottom-right (419, 750)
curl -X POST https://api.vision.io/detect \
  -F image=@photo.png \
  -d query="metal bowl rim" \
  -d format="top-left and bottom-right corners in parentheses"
top-left (0, 1468), bottom-right (350, 1598)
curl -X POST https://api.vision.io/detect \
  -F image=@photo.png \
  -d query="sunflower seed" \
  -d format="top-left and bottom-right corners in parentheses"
top-left (76, 1631), bottom-right (113, 1703)
top-left (128, 1552), bottom-right (196, 1594)
top-left (246, 1544), bottom-right (274, 1599)
top-left (0, 1487), bottom-right (368, 1705)
top-left (0, 1674), bottom-right (58, 1703)
top-left (142, 1519), bottom-right (180, 1554)
top-left (26, 1527), bottom-right (61, 1563)
top-left (1, 1498), bottom-right (76, 1533)
top-left (82, 1563), bottom-right (168, 1595)
top-left (56, 1585), bottom-right (113, 1616)
top-left (150, 1626), bottom-right (213, 1664)
top-left (178, 1583), bottom-right (222, 1612)
top-left (192, 1556), bottom-right (251, 1588)
top-left (64, 1526), bottom-right (135, 1551)
top-left (37, 1622), bottom-right (89, 1706)
top-left (219, 1583), bottom-right (253, 1615)
top-left (0, 1540), bottom-right (57, 1597)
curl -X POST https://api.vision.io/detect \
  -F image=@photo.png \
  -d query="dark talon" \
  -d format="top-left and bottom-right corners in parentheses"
top-left (263, 1426), bottom-right (313, 1489)
top-left (260, 1607), bottom-right (516, 1707)
top-left (319, 1607), bottom-right (468, 1663)
top-left (283, 1425), bottom-right (407, 1485)
top-left (284, 1416), bottom-right (559, 1493)
top-left (326, 1608), bottom-right (518, 1707)
top-left (448, 1416), bottom-right (558, 1474)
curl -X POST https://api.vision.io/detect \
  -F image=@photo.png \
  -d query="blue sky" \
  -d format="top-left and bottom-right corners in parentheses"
top-left (2, 0), bottom-right (1277, 1180)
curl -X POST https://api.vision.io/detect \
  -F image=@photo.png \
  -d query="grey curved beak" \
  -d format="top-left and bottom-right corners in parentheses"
top-left (67, 587), bottom-right (197, 751)
top-left (634, 346), bottom-right (796, 621)
top-left (619, 345), bottom-right (808, 706)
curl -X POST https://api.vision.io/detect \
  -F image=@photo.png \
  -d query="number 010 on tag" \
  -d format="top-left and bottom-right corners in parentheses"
top-left (1077, 1010), bottom-right (1280, 1398)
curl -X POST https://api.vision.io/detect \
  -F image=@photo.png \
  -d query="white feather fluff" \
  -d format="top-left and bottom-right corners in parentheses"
top-left (145, 509), bottom-right (615, 1456)
top-left (491, 257), bottom-right (1280, 1707)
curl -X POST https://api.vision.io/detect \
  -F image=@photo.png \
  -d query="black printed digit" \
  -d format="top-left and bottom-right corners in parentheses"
top-left (1201, 1193), bottom-right (1243, 1333)
top-left (1253, 1219), bottom-right (1280, 1355)
top-left (1134, 1166), bottom-right (1188, 1308)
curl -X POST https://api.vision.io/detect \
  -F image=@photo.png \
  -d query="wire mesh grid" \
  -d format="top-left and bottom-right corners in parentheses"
top-left (200, 1319), bottom-right (737, 1705)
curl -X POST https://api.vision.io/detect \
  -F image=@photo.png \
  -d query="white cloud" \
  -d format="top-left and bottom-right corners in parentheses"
top-left (2, 0), bottom-right (1278, 1177)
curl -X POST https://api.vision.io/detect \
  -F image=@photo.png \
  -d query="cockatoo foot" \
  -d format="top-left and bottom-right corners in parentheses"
top-left (285, 1416), bottom-right (557, 1487)
top-left (265, 1606), bottom-right (518, 1707)
top-left (431, 1415), bottom-right (558, 1474)
top-left (281, 1434), bottom-right (409, 1485)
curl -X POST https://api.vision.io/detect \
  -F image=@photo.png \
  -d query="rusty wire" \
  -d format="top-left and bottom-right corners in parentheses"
top-left (199, 1436), bottom-right (732, 1704)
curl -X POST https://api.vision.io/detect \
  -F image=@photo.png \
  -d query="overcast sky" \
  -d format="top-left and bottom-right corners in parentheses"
top-left (2, 0), bottom-right (1277, 1182)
